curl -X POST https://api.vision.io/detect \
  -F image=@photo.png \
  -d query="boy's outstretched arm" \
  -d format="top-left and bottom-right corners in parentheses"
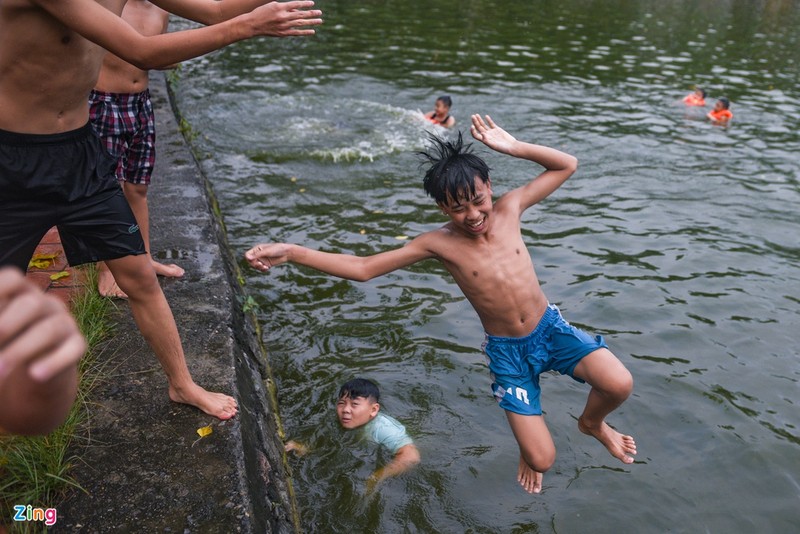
top-left (35, 0), bottom-right (322, 70)
top-left (245, 239), bottom-right (435, 282)
top-left (470, 114), bottom-right (578, 214)
top-left (152, 0), bottom-right (314, 26)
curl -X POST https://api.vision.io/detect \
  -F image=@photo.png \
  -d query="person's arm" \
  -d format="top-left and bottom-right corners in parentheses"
top-left (469, 114), bottom-right (577, 215)
top-left (366, 443), bottom-right (420, 492)
top-left (152, 0), bottom-right (304, 25)
top-left (33, 0), bottom-right (322, 70)
top-left (0, 268), bottom-right (87, 436)
top-left (245, 236), bottom-right (436, 282)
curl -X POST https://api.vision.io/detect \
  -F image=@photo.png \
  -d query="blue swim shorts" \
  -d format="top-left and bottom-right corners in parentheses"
top-left (481, 304), bottom-right (608, 416)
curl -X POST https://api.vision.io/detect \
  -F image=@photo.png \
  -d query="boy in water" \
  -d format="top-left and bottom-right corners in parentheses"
top-left (90, 0), bottom-right (183, 298)
top-left (0, 267), bottom-right (87, 436)
top-left (336, 378), bottom-right (420, 488)
top-left (246, 114), bottom-right (636, 493)
top-left (0, 0), bottom-right (322, 420)
top-left (424, 95), bottom-right (456, 128)
top-left (287, 378), bottom-right (420, 490)
top-left (683, 86), bottom-right (706, 107)
top-left (707, 97), bottom-right (733, 123)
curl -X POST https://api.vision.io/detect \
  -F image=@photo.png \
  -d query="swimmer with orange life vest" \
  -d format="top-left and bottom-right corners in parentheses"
top-left (424, 95), bottom-right (456, 128)
top-left (683, 87), bottom-right (706, 107)
top-left (707, 97), bottom-right (733, 123)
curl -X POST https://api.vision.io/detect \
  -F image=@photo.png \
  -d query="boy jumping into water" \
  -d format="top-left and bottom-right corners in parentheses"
top-left (245, 114), bottom-right (636, 493)
top-left (0, 0), bottom-right (322, 420)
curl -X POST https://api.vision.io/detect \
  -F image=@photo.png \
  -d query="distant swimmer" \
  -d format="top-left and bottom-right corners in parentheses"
top-left (424, 95), bottom-right (456, 128)
top-left (707, 97), bottom-right (733, 123)
top-left (683, 87), bottom-right (706, 107)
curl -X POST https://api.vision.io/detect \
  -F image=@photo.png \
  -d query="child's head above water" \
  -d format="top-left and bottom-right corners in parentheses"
top-left (336, 378), bottom-right (381, 430)
top-left (715, 97), bottom-right (730, 110)
top-left (419, 132), bottom-right (491, 206)
top-left (435, 95), bottom-right (452, 112)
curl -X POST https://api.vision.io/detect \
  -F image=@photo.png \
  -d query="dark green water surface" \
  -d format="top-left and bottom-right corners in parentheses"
top-left (171, 1), bottom-right (800, 531)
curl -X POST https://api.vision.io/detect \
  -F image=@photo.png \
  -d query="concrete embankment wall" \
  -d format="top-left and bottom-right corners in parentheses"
top-left (55, 72), bottom-right (297, 534)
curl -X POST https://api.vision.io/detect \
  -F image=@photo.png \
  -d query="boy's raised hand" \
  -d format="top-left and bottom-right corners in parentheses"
top-left (245, 243), bottom-right (293, 272)
top-left (470, 114), bottom-right (517, 154)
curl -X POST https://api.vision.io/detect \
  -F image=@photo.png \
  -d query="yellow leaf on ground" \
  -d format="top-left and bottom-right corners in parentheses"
top-left (50, 271), bottom-right (70, 281)
top-left (28, 259), bottom-right (51, 269)
top-left (28, 252), bottom-right (60, 270)
top-left (32, 252), bottom-right (59, 260)
top-left (196, 425), bottom-right (213, 438)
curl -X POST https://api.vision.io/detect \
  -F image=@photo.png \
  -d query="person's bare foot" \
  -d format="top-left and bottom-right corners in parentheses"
top-left (517, 456), bottom-right (543, 494)
top-left (169, 383), bottom-right (238, 420)
top-left (578, 416), bottom-right (636, 464)
top-left (152, 260), bottom-right (184, 278)
top-left (98, 267), bottom-right (128, 299)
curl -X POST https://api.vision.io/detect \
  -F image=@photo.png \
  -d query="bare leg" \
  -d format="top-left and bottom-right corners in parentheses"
top-left (123, 182), bottom-right (185, 278)
top-left (105, 254), bottom-right (236, 419)
top-left (573, 348), bottom-right (636, 464)
top-left (506, 411), bottom-right (554, 494)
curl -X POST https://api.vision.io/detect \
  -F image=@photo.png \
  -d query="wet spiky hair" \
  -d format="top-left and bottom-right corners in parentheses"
top-left (419, 132), bottom-right (490, 205)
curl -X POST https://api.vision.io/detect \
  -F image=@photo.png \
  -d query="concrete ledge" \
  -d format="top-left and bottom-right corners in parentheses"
top-left (55, 72), bottom-right (296, 534)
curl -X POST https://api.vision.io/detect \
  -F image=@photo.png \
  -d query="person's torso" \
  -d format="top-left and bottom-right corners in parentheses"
top-left (0, 0), bottom-right (128, 133)
top-left (432, 203), bottom-right (549, 338)
top-left (94, 0), bottom-right (169, 93)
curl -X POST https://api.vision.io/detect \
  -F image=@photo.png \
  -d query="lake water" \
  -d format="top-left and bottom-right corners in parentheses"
top-left (170, 1), bottom-right (800, 532)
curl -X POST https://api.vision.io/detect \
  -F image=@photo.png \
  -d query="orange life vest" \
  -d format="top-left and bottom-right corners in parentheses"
top-left (683, 94), bottom-right (705, 106)
top-left (708, 109), bottom-right (733, 122)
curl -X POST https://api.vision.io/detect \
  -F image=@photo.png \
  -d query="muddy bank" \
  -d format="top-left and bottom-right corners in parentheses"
top-left (55, 72), bottom-right (297, 534)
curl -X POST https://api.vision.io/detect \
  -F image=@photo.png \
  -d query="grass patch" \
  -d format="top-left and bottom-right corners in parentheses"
top-left (0, 265), bottom-right (113, 532)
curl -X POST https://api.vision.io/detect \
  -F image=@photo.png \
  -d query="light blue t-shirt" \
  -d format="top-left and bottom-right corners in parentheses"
top-left (362, 413), bottom-right (413, 454)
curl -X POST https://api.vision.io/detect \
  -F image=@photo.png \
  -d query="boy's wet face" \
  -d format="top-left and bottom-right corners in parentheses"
top-left (337, 394), bottom-right (379, 429)
top-left (434, 100), bottom-right (449, 115)
top-left (439, 178), bottom-right (493, 236)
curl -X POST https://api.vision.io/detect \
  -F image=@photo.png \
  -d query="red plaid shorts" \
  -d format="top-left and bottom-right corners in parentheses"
top-left (89, 88), bottom-right (156, 185)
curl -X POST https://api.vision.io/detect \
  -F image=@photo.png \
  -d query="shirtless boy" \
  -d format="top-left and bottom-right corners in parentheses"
top-left (90, 0), bottom-right (183, 298)
top-left (246, 114), bottom-right (636, 493)
top-left (0, 0), bottom-right (322, 420)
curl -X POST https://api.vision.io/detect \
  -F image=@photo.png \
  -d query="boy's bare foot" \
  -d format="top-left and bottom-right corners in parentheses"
top-left (578, 416), bottom-right (636, 464)
top-left (517, 456), bottom-right (543, 494)
top-left (98, 268), bottom-right (128, 299)
top-left (169, 383), bottom-right (238, 420)
top-left (152, 260), bottom-right (185, 278)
